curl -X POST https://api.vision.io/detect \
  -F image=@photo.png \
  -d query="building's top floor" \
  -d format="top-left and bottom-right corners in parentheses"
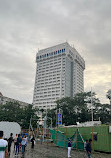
top-left (36, 42), bottom-right (85, 69)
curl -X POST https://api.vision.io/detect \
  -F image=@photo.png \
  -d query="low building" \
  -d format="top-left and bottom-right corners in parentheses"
top-left (0, 92), bottom-right (29, 108)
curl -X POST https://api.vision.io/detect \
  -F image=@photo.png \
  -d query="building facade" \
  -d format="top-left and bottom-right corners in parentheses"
top-left (33, 42), bottom-right (85, 111)
top-left (0, 92), bottom-right (29, 108)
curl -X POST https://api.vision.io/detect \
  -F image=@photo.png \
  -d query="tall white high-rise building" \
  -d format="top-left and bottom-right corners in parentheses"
top-left (33, 42), bottom-right (85, 110)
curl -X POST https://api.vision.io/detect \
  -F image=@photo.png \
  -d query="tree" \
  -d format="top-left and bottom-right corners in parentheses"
top-left (0, 102), bottom-right (39, 129)
top-left (46, 108), bottom-right (56, 127)
top-left (94, 103), bottom-right (110, 124)
top-left (20, 104), bottom-right (39, 129)
top-left (106, 89), bottom-right (111, 102)
top-left (56, 97), bottom-right (76, 125)
top-left (47, 91), bottom-right (110, 127)
top-left (0, 102), bottom-right (21, 122)
top-left (106, 89), bottom-right (111, 122)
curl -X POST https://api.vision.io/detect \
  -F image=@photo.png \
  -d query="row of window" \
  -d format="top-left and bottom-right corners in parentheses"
top-left (37, 65), bottom-right (62, 71)
top-left (37, 69), bottom-right (61, 74)
top-left (75, 58), bottom-right (85, 69)
top-left (38, 60), bottom-right (65, 67)
top-left (34, 101), bottom-right (58, 104)
top-left (38, 105), bottom-right (56, 109)
top-left (36, 77), bottom-right (61, 82)
top-left (37, 62), bottom-right (62, 69)
top-left (36, 73), bottom-right (61, 78)
top-left (38, 59), bottom-right (62, 66)
top-left (37, 48), bottom-right (66, 60)
top-left (37, 57), bottom-right (63, 65)
top-left (35, 91), bottom-right (62, 96)
top-left (35, 84), bottom-right (60, 89)
top-left (35, 83), bottom-right (60, 91)
top-left (37, 60), bottom-right (65, 68)
top-left (35, 97), bottom-right (57, 102)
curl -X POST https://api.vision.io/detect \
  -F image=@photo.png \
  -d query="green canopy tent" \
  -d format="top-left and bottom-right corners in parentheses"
top-left (50, 129), bottom-right (85, 150)
top-left (69, 129), bottom-right (85, 150)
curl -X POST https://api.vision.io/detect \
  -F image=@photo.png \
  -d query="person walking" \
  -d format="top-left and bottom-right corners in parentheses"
top-left (0, 131), bottom-right (8, 158)
top-left (68, 138), bottom-right (72, 158)
top-left (8, 133), bottom-right (13, 156)
top-left (31, 135), bottom-right (35, 148)
top-left (14, 134), bottom-right (18, 151)
top-left (19, 135), bottom-right (22, 151)
top-left (86, 139), bottom-right (92, 158)
top-left (21, 135), bottom-right (27, 156)
top-left (15, 134), bottom-right (21, 155)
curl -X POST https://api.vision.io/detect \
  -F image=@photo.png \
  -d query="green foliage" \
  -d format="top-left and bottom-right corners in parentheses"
top-left (47, 91), bottom-right (110, 127)
top-left (1, 91), bottom-right (110, 129)
top-left (46, 109), bottom-right (56, 127)
top-left (93, 103), bottom-right (110, 124)
top-left (106, 89), bottom-right (111, 100)
top-left (0, 102), bottom-right (39, 129)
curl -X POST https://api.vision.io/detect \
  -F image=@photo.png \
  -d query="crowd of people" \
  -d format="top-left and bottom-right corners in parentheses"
top-left (0, 130), bottom-right (35, 158)
top-left (0, 129), bottom-right (93, 158)
top-left (14, 134), bottom-right (28, 156)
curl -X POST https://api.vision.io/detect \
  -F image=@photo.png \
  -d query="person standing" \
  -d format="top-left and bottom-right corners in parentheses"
top-left (84, 139), bottom-right (88, 157)
top-left (86, 139), bottom-right (92, 158)
top-left (0, 131), bottom-right (8, 158)
top-left (68, 138), bottom-right (71, 158)
top-left (84, 139), bottom-right (88, 150)
top-left (31, 135), bottom-right (35, 148)
top-left (8, 133), bottom-right (13, 156)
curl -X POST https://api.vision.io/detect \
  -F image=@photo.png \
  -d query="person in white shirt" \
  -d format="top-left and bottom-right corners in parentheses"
top-left (21, 135), bottom-right (27, 155)
top-left (14, 134), bottom-right (18, 151)
top-left (0, 131), bottom-right (8, 158)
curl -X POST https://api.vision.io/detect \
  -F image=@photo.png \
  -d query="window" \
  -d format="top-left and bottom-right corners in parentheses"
top-left (92, 132), bottom-right (98, 141)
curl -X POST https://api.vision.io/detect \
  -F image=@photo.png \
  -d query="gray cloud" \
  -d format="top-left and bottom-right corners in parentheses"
top-left (0, 0), bottom-right (111, 103)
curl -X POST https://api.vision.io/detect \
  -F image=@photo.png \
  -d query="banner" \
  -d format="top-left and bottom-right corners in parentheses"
top-left (56, 114), bottom-right (62, 125)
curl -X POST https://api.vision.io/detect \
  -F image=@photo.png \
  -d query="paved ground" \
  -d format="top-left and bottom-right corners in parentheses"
top-left (9, 142), bottom-right (111, 158)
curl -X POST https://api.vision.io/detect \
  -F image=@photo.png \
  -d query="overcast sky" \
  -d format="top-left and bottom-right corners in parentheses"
top-left (0, 0), bottom-right (111, 104)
